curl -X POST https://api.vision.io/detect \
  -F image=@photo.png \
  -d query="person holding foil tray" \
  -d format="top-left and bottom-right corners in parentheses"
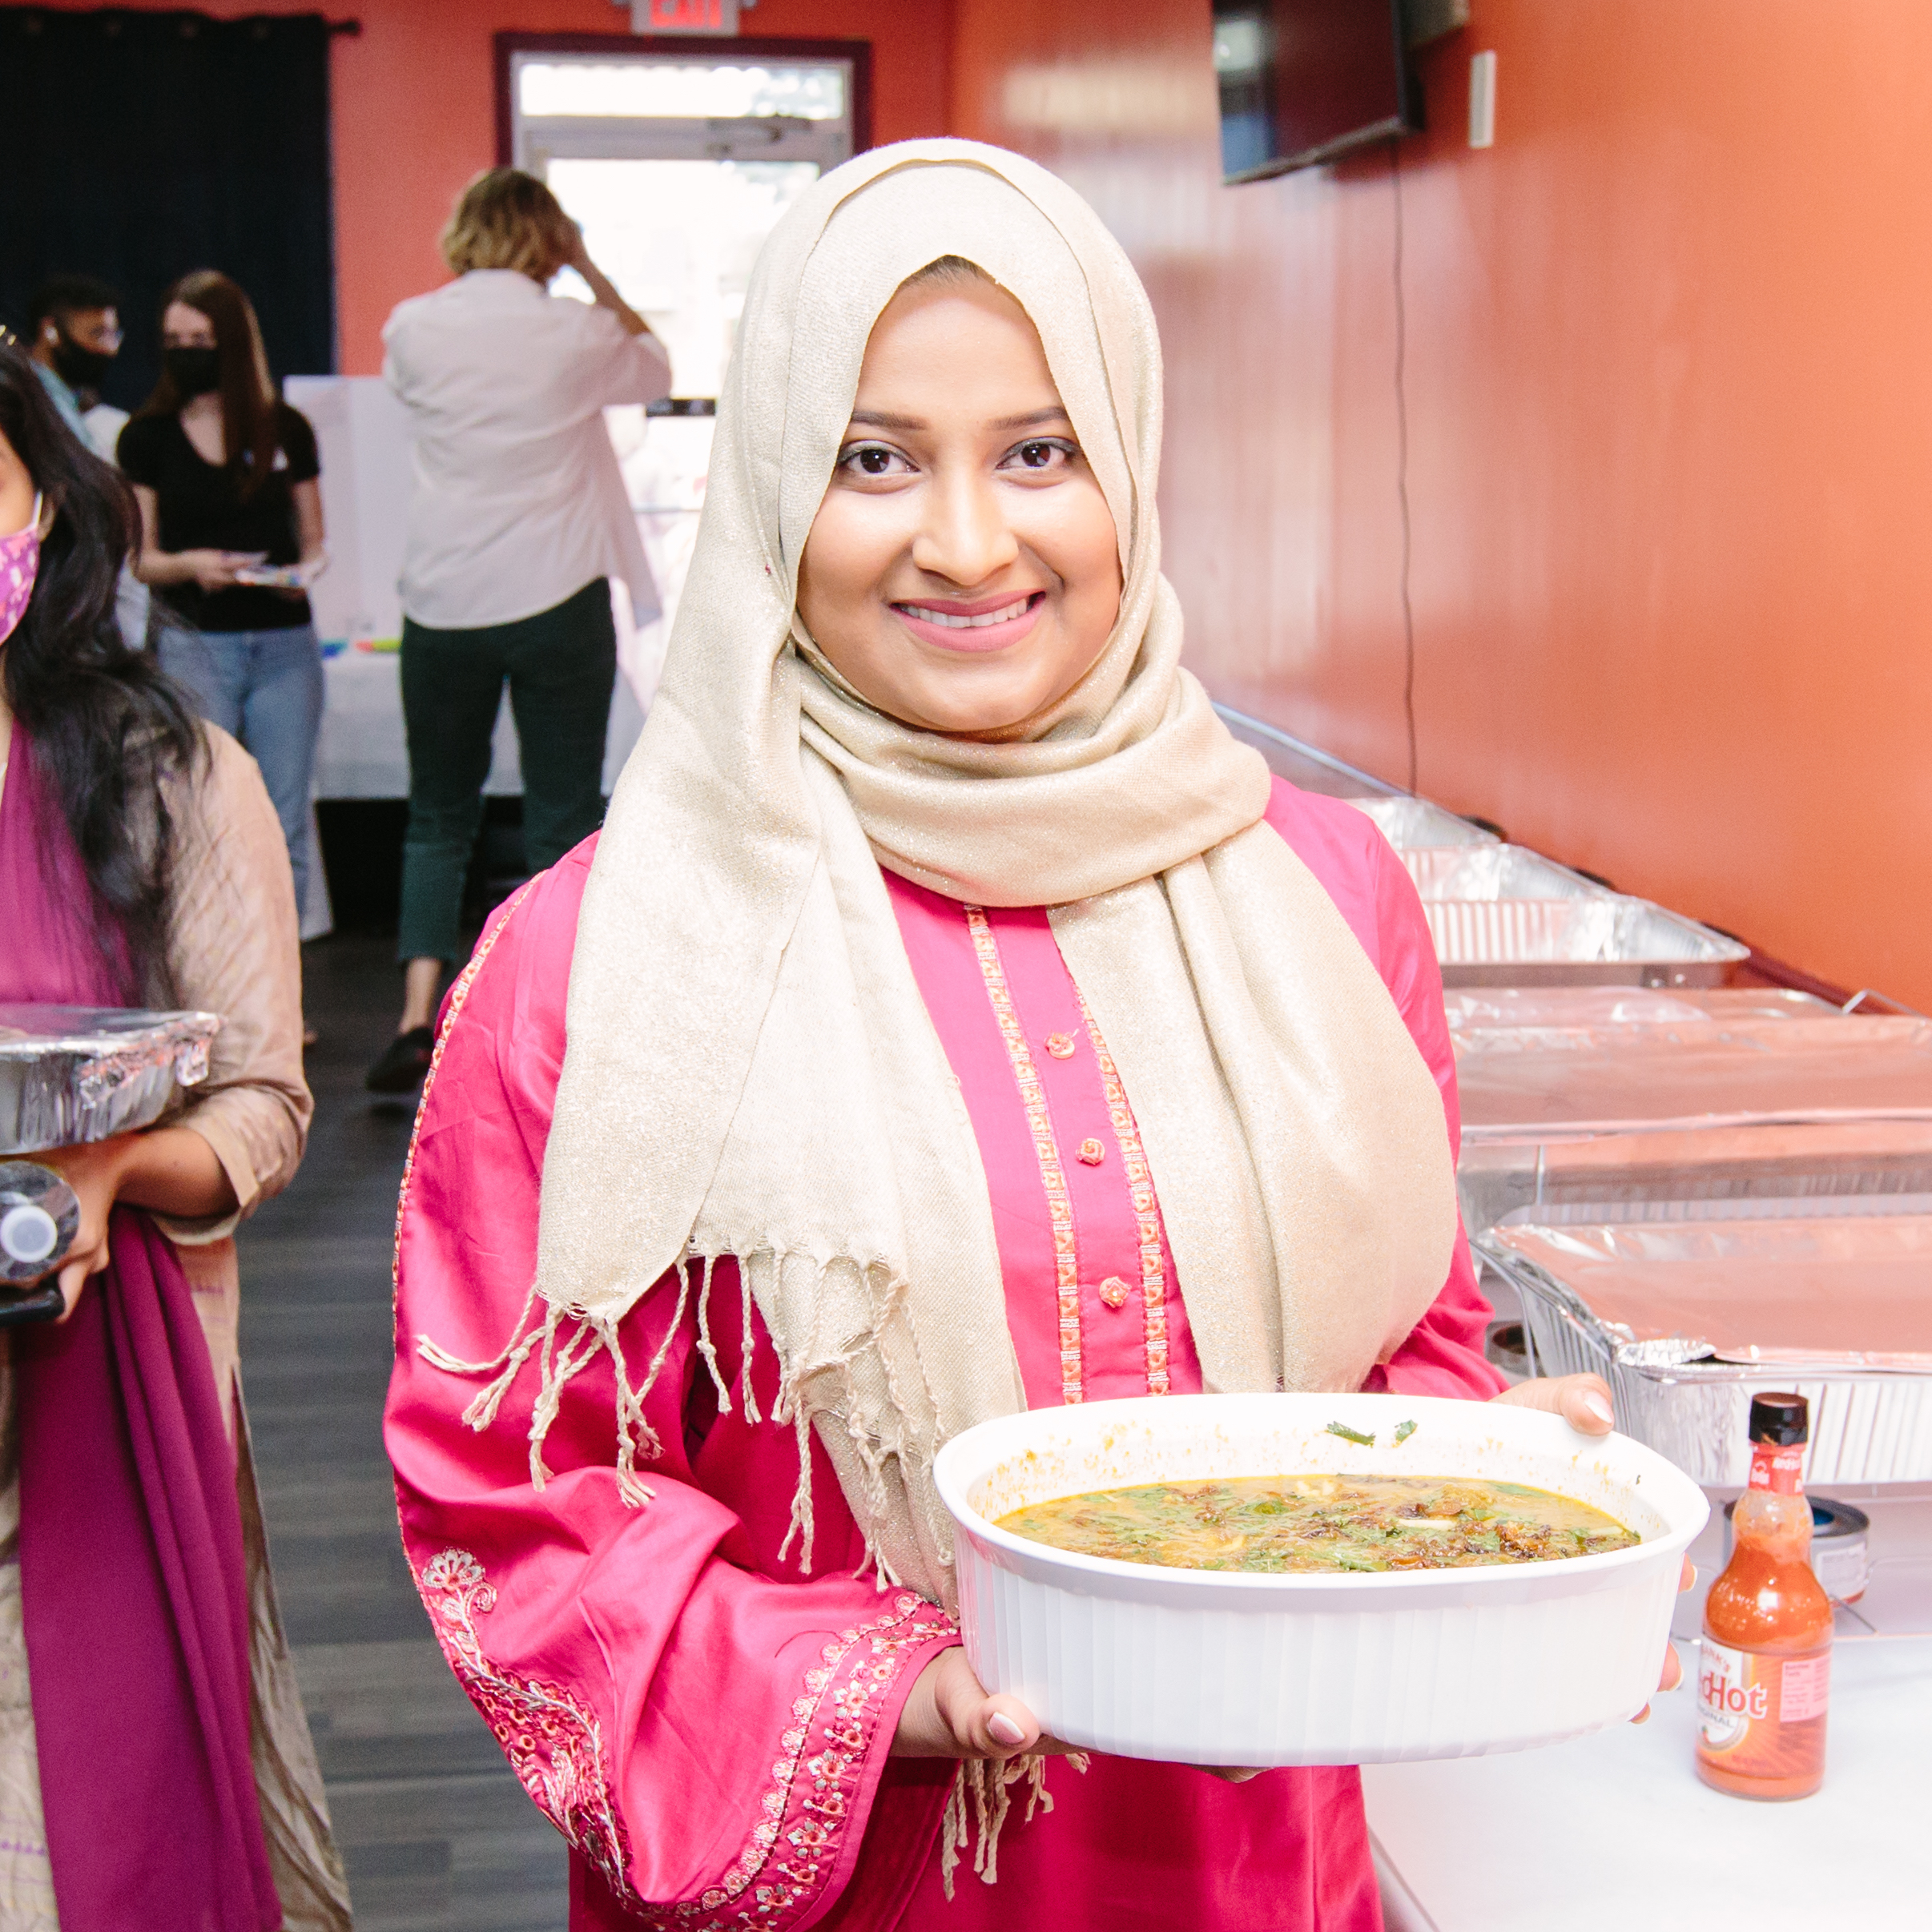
top-left (383, 145), bottom-right (1685, 1932)
top-left (0, 340), bottom-right (348, 1928)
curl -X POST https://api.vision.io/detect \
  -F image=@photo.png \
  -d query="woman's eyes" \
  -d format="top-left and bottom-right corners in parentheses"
top-left (835, 437), bottom-right (1082, 482)
top-left (836, 442), bottom-right (916, 479)
top-left (997, 437), bottom-right (1080, 475)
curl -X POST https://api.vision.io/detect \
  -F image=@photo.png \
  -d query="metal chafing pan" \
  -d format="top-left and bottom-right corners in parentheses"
top-left (0, 1005), bottom-right (222, 1156)
top-left (1476, 1210), bottom-right (1932, 1487)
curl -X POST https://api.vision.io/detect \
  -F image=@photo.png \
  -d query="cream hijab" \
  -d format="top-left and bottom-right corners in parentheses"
top-left (449, 142), bottom-right (1458, 1607)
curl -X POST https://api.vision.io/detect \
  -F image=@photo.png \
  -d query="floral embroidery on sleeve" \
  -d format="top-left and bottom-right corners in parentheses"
top-left (415, 1548), bottom-right (953, 1927)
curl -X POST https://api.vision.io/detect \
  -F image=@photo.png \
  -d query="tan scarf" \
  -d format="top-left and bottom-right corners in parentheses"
top-left (441, 143), bottom-right (1458, 1609)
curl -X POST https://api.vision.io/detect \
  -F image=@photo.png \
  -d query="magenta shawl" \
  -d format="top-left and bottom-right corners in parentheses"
top-left (0, 729), bottom-right (280, 1930)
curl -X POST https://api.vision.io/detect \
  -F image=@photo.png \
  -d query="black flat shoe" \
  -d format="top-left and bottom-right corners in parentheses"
top-left (365, 1025), bottom-right (435, 1095)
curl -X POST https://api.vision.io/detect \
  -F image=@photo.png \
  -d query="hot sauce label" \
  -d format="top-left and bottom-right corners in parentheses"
top-left (1697, 1639), bottom-right (1830, 1764)
top-left (1747, 1442), bottom-right (1804, 1494)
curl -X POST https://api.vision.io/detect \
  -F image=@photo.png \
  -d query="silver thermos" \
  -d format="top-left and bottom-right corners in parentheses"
top-left (0, 1161), bottom-right (79, 1293)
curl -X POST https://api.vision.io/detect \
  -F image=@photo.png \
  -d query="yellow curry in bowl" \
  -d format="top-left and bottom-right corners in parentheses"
top-left (996, 1474), bottom-right (1639, 1575)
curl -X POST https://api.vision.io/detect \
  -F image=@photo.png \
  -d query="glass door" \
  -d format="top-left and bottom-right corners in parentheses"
top-left (508, 49), bottom-right (855, 714)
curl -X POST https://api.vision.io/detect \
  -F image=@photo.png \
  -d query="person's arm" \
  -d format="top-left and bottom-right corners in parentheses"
top-left (128, 478), bottom-right (247, 594)
top-left (386, 861), bottom-right (954, 1925)
top-left (28, 1128), bottom-right (235, 1315)
top-left (149, 730), bottom-right (312, 1241)
top-left (566, 231), bottom-right (654, 339)
top-left (292, 477), bottom-right (324, 565)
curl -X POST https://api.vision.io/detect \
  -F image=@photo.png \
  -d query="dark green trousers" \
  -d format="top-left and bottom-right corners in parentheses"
top-left (396, 577), bottom-right (615, 964)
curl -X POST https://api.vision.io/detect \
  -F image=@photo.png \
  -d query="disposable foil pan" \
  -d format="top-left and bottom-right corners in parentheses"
top-left (1476, 1213), bottom-right (1932, 1486)
top-left (1426, 895), bottom-right (1748, 987)
top-left (1404, 844), bottom-right (1605, 900)
top-left (0, 1005), bottom-right (222, 1156)
top-left (1446, 987), bottom-right (1837, 1032)
top-left (1456, 1016), bottom-right (1932, 1137)
top-left (1344, 795), bottom-right (1498, 849)
top-left (1458, 1120), bottom-right (1932, 1238)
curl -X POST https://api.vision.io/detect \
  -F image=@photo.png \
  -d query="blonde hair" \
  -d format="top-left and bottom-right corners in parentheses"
top-left (441, 168), bottom-right (577, 280)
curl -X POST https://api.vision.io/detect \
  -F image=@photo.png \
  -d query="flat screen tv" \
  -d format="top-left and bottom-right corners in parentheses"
top-left (1214, 1), bottom-right (1419, 183)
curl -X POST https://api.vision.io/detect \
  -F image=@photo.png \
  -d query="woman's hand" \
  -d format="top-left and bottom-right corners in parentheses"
top-left (892, 1646), bottom-right (1263, 1782)
top-left (1489, 1372), bottom-right (1695, 1719)
top-left (179, 548), bottom-right (250, 594)
top-left (22, 1128), bottom-right (236, 1318)
top-left (1489, 1369), bottom-right (1616, 1434)
top-left (23, 1135), bottom-right (135, 1317)
top-left (892, 1645), bottom-right (1052, 1761)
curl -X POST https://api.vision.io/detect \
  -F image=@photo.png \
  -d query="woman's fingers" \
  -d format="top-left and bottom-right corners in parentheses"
top-left (1489, 1373), bottom-right (1616, 1435)
top-left (1680, 1556), bottom-right (1697, 1595)
top-left (968, 1694), bottom-right (1042, 1760)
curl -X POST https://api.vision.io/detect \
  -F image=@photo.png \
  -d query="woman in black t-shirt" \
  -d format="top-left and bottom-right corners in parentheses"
top-left (121, 271), bottom-right (327, 918)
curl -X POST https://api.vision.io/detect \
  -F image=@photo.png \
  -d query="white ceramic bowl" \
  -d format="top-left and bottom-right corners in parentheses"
top-left (934, 1391), bottom-right (1708, 1765)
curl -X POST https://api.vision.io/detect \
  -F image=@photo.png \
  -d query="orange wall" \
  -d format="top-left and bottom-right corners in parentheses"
top-left (43, 0), bottom-right (954, 376)
top-left (952, 1), bottom-right (1932, 1004)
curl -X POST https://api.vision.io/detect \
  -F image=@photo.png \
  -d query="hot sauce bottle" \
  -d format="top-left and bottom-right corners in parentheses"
top-left (1696, 1392), bottom-right (1833, 1800)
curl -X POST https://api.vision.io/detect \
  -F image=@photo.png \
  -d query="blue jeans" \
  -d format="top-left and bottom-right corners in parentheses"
top-left (159, 624), bottom-right (325, 912)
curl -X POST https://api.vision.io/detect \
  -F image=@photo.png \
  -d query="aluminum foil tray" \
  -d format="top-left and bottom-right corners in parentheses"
top-left (1425, 894), bottom-right (1748, 987)
top-left (1458, 1120), bottom-right (1932, 1238)
top-left (1446, 987), bottom-right (1837, 1032)
top-left (0, 1005), bottom-right (222, 1156)
top-left (1477, 1212), bottom-right (1932, 1486)
top-left (1343, 795), bottom-right (1498, 849)
top-left (1456, 1016), bottom-right (1932, 1139)
top-left (1403, 844), bottom-right (1604, 900)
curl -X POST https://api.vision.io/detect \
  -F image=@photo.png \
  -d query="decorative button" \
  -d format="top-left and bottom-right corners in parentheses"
top-left (1098, 1276), bottom-right (1130, 1310)
top-left (1077, 1138), bottom-right (1105, 1165)
top-left (1045, 1031), bottom-right (1077, 1058)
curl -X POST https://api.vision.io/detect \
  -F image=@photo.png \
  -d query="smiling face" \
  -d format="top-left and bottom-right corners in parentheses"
top-left (795, 272), bottom-right (1124, 738)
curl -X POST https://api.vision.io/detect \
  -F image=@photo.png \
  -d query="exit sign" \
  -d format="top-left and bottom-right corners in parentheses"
top-left (628, 0), bottom-right (741, 30)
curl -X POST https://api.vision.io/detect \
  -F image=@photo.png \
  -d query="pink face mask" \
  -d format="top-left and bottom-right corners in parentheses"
top-left (0, 495), bottom-right (42, 648)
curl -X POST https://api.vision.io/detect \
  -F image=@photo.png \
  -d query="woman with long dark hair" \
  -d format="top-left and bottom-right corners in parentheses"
top-left (119, 269), bottom-right (328, 916)
top-left (0, 337), bottom-right (348, 1930)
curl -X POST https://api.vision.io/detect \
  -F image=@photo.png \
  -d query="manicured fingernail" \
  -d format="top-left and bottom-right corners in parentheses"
top-left (987, 1713), bottom-right (1025, 1747)
top-left (1582, 1392), bottom-right (1614, 1427)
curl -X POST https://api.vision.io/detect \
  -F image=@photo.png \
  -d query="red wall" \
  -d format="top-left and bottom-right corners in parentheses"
top-left (43, 0), bottom-right (954, 376)
top-left (952, 0), bottom-right (1932, 1005)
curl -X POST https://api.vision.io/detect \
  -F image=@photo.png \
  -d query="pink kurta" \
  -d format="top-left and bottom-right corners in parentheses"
top-left (384, 779), bottom-right (1503, 1932)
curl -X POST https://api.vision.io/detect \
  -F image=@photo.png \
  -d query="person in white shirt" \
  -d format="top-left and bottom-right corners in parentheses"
top-left (370, 168), bottom-right (670, 1093)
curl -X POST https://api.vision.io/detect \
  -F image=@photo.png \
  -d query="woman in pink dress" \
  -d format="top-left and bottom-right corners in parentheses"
top-left (385, 143), bottom-right (1664, 1930)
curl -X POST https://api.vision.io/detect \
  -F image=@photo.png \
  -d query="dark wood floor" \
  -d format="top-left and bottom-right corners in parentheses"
top-left (238, 934), bottom-right (569, 1931)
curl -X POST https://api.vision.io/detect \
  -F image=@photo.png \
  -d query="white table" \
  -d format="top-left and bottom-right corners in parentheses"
top-left (1366, 1489), bottom-right (1932, 1930)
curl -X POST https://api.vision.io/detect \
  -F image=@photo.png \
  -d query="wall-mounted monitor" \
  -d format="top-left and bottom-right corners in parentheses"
top-left (1214, 1), bottom-right (1420, 183)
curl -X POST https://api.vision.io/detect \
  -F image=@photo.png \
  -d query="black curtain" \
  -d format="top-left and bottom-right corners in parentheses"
top-left (0, 7), bottom-right (336, 412)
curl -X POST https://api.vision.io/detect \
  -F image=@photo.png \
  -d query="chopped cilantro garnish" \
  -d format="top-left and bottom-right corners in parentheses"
top-left (1393, 1419), bottom-right (1418, 1445)
top-left (1325, 1421), bottom-right (1375, 1447)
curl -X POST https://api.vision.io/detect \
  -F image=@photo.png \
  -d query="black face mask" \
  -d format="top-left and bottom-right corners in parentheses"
top-left (164, 345), bottom-right (223, 400)
top-left (50, 330), bottom-right (115, 392)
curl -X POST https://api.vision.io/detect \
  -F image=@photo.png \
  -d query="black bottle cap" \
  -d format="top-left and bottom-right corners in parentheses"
top-left (1749, 1391), bottom-right (1809, 1447)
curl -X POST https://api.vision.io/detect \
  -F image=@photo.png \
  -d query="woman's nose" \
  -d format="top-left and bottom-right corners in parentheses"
top-left (909, 467), bottom-right (1020, 587)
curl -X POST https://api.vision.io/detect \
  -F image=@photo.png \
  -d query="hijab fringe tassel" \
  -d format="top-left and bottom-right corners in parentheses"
top-left (939, 1751), bottom-right (1085, 1898)
top-left (415, 1246), bottom-right (953, 1576)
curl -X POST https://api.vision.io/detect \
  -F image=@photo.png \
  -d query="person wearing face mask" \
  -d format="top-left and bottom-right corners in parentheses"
top-left (0, 334), bottom-right (350, 1931)
top-left (119, 270), bottom-right (328, 921)
top-left (24, 274), bottom-right (123, 453)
